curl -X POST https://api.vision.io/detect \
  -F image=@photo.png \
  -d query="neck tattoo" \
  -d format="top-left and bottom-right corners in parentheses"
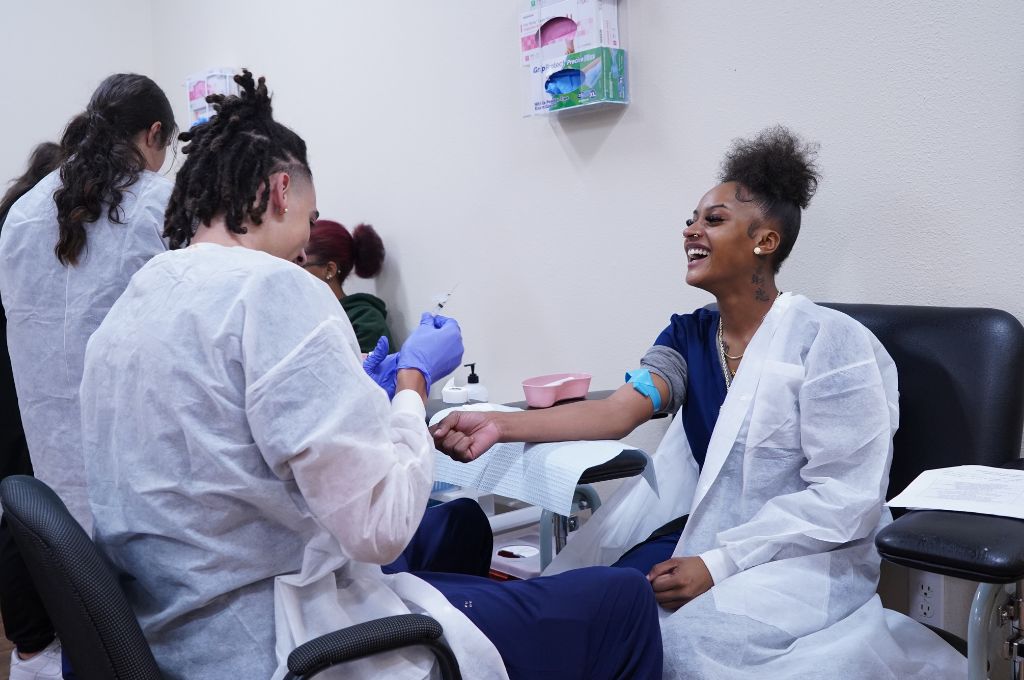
top-left (717, 291), bottom-right (784, 389)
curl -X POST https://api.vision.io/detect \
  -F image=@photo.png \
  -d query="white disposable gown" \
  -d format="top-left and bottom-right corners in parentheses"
top-left (0, 170), bottom-right (171, 530)
top-left (545, 293), bottom-right (967, 679)
top-left (80, 244), bottom-right (507, 680)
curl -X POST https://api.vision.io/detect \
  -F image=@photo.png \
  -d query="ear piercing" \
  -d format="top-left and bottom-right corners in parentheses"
top-left (754, 246), bottom-right (763, 255)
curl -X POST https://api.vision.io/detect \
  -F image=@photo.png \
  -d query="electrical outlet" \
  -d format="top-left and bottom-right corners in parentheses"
top-left (908, 570), bottom-right (944, 625)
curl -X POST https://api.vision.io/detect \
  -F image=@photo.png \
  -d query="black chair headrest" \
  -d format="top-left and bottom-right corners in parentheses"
top-left (823, 304), bottom-right (1024, 497)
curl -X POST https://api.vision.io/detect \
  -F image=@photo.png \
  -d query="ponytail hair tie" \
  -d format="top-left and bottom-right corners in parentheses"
top-left (87, 109), bottom-right (109, 126)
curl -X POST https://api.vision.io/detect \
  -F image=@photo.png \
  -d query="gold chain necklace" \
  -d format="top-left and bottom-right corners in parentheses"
top-left (717, 292), bottom-right (783, 389)
top-left (718, 320), bottom-right (745, 361)
top-left (717, 321), bottom-right (736, 388)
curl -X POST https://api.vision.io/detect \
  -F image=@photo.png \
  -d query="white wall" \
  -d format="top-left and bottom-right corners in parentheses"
top-left (3, 2), bottom-right (1021, 403)
top-left (142, 0), bottom-right (1024, 408)
top-left (0, 0), bottom-right (156, 184)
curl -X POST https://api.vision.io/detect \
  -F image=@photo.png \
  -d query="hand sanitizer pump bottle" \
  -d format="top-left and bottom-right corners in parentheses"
top-left (465, 363), bottom-right (488, 402)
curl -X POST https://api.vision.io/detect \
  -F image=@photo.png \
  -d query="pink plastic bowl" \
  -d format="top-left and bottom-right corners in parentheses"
top-left (521, 373), bottom-right (592, 408)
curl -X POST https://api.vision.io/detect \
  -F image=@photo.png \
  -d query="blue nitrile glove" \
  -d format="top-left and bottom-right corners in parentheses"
top-left (363, 336), bottom-right (399, 399)
top-left (396, 312), bottom-right (464, 390)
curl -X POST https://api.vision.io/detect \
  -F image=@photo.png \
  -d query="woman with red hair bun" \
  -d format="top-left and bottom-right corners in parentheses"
top-left (304, 220), bottom-right (393, 353)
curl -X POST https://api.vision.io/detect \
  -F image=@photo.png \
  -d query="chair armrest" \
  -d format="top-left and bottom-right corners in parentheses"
top-left (505, 389), bottom-right (670, 419)
top-left (875, 510), bottom-right (1024, 584)
top-left (578, 449), bottom-right (648, 484)
top-left (284, 613), bottom-right (461, 680)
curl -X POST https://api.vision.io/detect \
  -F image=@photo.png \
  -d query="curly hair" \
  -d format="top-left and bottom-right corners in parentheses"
top-left (306, 221), bottom-right (385, 283)
top-left (163, 70), bottom-right (311, 249)
top-left (0, 142), bottom-right (62, 229)
top-left (54, 74), bottom-right (176, 265)
top-left (720, 125), bottom-right (820, 272)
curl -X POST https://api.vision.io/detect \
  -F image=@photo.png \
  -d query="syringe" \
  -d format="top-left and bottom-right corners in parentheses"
top-left (433, 283), bottom-right (459, 313)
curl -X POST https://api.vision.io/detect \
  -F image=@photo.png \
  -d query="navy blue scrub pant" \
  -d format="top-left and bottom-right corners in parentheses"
top-left (383, 497), bottom-right (493, 577)
top-left (399, 500), bottom-right (664, 679)
top-left (418, 567), bottom-right (663, 680)
top-left (611, 529), bottom-right (685, 574)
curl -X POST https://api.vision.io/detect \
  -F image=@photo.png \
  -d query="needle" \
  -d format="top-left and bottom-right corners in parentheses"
top-left (434, 282), bottom-right (460, 313)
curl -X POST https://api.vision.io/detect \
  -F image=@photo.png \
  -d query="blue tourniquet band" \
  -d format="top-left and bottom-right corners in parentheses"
top-left (625, 368), bottom-right (662, 412)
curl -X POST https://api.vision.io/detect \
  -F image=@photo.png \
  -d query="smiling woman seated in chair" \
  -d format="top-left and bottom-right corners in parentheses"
top-left (432, 126), bottom-right (968, 680)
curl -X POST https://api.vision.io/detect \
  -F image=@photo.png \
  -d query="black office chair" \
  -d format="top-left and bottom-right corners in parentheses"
top-left (0, 475), bottom-right (462, 680)
top-left (820, 303), bottom-right (1024, 680)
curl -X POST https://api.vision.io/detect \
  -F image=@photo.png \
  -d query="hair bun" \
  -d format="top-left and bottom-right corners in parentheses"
top-left (719, 125), bottom-right (820, 209)
top-left (352, 223), bottom-right (385, 279)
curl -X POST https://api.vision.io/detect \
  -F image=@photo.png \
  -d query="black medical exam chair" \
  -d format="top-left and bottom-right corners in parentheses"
top-left (824, 303), bottom-right (1024, 680)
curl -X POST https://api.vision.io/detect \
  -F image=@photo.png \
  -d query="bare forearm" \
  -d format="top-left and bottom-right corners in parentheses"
top-left (431, 383), bottom-right (661, 462)
top-left (396, 368), bottom-right (428, 402)
top-left (495, 390), bottom-right (649, 443)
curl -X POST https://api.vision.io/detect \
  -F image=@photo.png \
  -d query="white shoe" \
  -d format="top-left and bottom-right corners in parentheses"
top-left (9, 638), bottom-right (63, 680)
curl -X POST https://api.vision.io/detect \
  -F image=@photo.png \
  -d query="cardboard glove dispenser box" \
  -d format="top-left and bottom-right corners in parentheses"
top-left (519, 0), bottom-right (628, 116)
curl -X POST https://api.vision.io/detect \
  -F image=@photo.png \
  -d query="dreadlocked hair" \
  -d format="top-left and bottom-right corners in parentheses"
top-left (719, 125), bottom-right (821, 273)
top-left (54, 74), bottom-right (176, 265)
top-left (163, 69), bottom-right (311, 249)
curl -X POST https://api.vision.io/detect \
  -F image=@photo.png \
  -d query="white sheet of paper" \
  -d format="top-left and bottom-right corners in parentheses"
top-left (887, 465), bottom-right (1024, 519)
top-left (429, 404), bottom-right (657, 515)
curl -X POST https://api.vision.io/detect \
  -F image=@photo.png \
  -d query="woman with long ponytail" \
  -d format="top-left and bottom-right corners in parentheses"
top-left (0, 73), bottom-right (176, 540)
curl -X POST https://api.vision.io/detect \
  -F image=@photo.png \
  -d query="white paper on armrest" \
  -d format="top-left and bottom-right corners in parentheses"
top-left (429, 403), bottom-right (657, 515)
top-left (887, 465), bottom-right (1024, 519)
top-left (428, 403), bottom-right (524, 426)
